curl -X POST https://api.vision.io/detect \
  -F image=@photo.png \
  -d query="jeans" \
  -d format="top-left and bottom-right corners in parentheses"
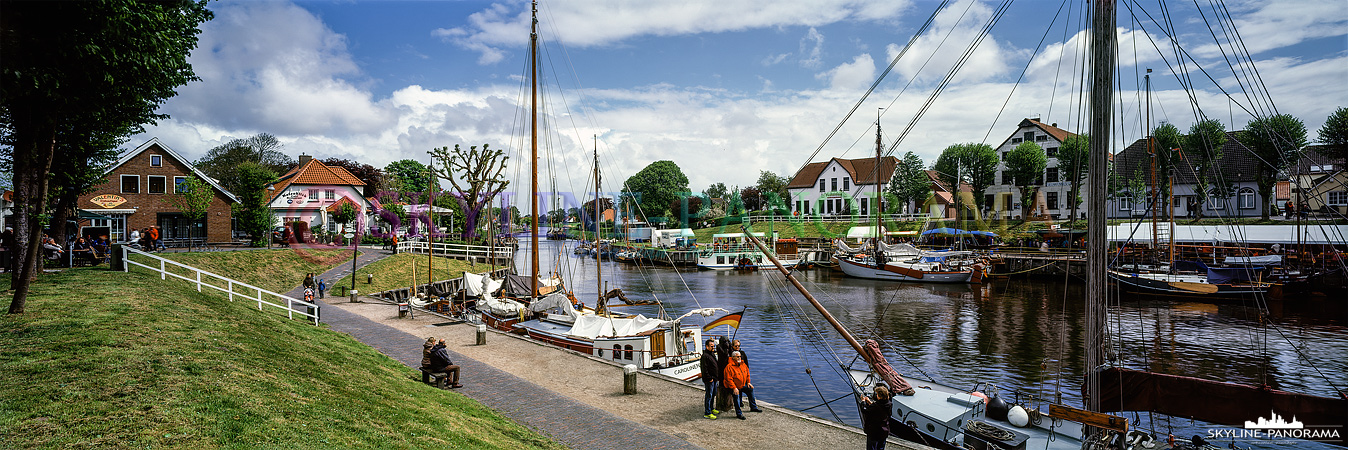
top-left (731, 385), bottom-right (757, 416)
top-left (702, 380), bottom-right (717, 415)
top-left (866, 434), bottom-right (887, 450)
top-left (155, 239), bottom-right (166, 251)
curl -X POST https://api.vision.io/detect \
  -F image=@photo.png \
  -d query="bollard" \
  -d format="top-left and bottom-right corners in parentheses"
top-left (623, 364), bottom-right (638, 395)
top-left (398, 302), bottom-right (409, 318)
top-left (349, 289), bottom-right (359, 303)
top-left (476, 324), bottom-right (487, 345)
top-left (367, 273), bottom-right (373, 284)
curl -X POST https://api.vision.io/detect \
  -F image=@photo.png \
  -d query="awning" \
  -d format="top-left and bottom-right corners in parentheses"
top-left (77, 209), bottom-right (113, 220)
top-left (921, 227), bottom-right (970, 235)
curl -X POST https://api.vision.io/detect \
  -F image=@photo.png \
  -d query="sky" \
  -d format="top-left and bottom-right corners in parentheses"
top-left (131, 0), bottom-right (1348, 200)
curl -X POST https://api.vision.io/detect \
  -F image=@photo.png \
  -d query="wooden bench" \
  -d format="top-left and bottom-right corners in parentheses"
top-left (420, 368), bottom-right (449, 388)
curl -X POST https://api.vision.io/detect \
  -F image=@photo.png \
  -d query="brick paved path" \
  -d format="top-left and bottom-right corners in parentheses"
top-left (288, 248), bottom-right (702, 450)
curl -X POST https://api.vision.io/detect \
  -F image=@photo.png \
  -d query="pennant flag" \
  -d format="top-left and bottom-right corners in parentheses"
top-left (702, 311), bottom-right (743, 332)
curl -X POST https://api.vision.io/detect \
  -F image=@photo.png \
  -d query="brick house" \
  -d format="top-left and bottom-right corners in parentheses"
top-left (77, 138), bottom-right (240, 243)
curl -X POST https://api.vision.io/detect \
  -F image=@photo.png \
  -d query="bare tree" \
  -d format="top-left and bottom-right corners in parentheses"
top-left (430, 144), bottom-right (509, 240)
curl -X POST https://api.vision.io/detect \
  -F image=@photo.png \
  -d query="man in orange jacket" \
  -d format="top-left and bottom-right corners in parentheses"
top-left (722, 350), bottom-right (761, 419)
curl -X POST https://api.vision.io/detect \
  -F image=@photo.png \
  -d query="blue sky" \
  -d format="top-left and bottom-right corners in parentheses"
top-left (134, 0), bottom-right (1348, 198)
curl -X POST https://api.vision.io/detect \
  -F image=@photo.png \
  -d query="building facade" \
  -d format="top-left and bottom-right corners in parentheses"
top-left (76, 138), bottom-right (240, 243)
top-left (266, 155), bottom-right (375, 235)
top-left (985, 118), bottom-right (1080, 220)
top-left (786, 156), bottom-right (898, 217)
top-left (1107, 131), bottom-right (1266, 219)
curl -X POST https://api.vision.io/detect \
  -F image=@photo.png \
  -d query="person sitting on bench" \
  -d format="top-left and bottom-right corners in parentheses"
top-left (71, 237), bottom-right (97, 263)
top-left (427, 339), bottom-right (462, 388)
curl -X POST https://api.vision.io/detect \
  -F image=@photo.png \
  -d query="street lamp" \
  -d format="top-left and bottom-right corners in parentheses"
top-left (266, 183), bottom-right (276, 249)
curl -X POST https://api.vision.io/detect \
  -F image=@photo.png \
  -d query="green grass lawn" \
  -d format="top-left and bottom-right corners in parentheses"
top-left (127, 248), bottom-right (354, 294)
top-left (0, 267), bottom-right (564, 449)
top-left (329, 253), bottom-right (488, 296)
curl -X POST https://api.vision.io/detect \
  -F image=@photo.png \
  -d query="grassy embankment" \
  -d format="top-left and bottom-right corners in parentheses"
top-left (129, 248), bottom-right (352, 293)
top-left (328, 253), bottom-right (486, 296)
top-left (0, 256), bottom-right (562, 449)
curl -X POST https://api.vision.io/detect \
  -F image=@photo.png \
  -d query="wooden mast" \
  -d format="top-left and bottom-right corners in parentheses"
top-left (529, 0), bottom-right (540, 299)
top-left (874, 109), bottom-right (883, 255)
top-left (1085, 0), bottom-right (1116, 417)
top-left (594, 135), bottom-right (602, 305)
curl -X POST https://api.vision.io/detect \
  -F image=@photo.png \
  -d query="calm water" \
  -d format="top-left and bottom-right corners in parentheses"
top-left (520, 240), bottom-right (1346, 448)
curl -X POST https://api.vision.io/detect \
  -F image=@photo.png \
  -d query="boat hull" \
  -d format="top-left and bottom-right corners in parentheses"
top-left (514, 319), bottom-right (704, 381)
top-left (1108, 270), bottom-right (1271, 299)
top-left (835, 257), bottom-right (973, 283)
top-left (696, 252), bottom-right (799, 270)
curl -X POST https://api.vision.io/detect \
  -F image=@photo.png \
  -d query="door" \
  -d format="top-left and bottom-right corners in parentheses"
top-left (650, 330), bottom-right (666, 359)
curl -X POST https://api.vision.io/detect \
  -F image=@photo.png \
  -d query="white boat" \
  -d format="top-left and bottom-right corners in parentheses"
top-left (834, 253), bottom-right (977, 283)
top-left (696, 232), bottom-right (800, 270)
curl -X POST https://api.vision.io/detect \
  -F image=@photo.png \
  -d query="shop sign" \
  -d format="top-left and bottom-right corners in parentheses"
top-left (91, 194), bottom-right (127, 208)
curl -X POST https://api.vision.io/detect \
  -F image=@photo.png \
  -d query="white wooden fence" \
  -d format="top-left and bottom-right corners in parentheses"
top-left (745, 213), bottom-right (932, 224)
top-left (121, 247), bottom-right (320, 325)
top-left (396, 240), bottom-right (514, 260)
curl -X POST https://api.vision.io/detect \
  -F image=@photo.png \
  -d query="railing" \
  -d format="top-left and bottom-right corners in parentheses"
top-left (121, 247), bottom-right (319, 325)
top-left (745, 213), bottom-right (932, 224)
top-left (377, 267), bottom-right (513, 302)
top-left (396, 240), bottom-right (514, 261)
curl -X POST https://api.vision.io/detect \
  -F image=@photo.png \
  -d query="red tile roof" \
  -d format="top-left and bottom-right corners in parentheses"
top-left (787, 156), bottom-right (899, 188)
top-left (267, 159), bottom-right (366, 203)
top-left (324, 196), bottom-right (360, 213)
top-left (1022, 118), bottom-right (1077, 143)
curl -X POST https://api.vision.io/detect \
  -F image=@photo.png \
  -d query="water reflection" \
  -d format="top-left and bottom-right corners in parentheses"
top-left (523, 241), bottom-right (1345, 448)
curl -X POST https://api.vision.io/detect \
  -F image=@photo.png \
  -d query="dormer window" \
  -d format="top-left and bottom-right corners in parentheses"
top-left (150, 155), bottom-right (162, 167)
top-left (1036, 135), bottom-right (1048, 142)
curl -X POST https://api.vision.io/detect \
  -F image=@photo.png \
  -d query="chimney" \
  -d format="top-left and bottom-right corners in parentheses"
top-left (1052, 123), bottom-right (1058, 127)
top-left (298, 153), bottom-right (312, 166)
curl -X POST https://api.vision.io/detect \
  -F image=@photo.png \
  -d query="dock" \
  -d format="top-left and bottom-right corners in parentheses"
top-left (326, 298), bottom-right (934, 450)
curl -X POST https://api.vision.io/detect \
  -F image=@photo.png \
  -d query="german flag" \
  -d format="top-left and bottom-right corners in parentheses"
top-left (702, 311), bottom-right (743, 332)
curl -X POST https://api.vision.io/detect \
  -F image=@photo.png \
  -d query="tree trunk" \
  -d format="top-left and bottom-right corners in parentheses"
top-left (50, 189), bottom-right (76, 247)
top-left (10, 120), bottom-right (58, 315)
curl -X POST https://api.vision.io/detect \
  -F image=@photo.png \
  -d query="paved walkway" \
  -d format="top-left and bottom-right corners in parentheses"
top-left (286, 248), bottom-right (701, 450)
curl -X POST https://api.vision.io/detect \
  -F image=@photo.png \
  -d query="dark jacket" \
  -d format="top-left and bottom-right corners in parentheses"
top-left (699, 350), bottom-right (719, 382)
top-left (861, 396), bottom-right (892, 437)
top-left (303, 276), bottom-right (315, 289)
top-left (429, 344), bottom-right (454, 370)
top-left (715, 338), bottom-right (731, 376)
top-left (421, 341), bottom-right (436, 368)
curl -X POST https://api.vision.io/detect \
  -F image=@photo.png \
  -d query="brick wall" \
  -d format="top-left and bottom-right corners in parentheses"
top-left (76, 143), bottom-right (236, 242)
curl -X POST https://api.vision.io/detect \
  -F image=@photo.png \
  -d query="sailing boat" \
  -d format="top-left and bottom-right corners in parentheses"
top-left (495, 4), bottom-right (711, 381)
top-left (833, 114), bottom-right (983, 283)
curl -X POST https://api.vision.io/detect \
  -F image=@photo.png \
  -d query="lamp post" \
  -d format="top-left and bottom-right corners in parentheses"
top-left (266, 184), bottom-right (276, 249)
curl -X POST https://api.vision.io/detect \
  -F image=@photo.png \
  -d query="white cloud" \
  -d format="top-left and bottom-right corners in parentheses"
top-left (437, 0), bottom-right (910, 65)
top-left (819, 53), bottom-right (877, 91)
top-left (799, 27), bottom-right (825, 68)
top-left (1185, 0), bottom-right (1348, 58)
top-left (892, 0), bottom-right (1012, 84)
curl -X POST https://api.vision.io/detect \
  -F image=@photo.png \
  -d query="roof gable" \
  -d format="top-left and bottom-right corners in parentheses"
top-left (267, 159), bottom-right (367, 202)
top-left (107, 138), bottom-right (240, 204)
top-left (787, 156), bottom-right (899, 188)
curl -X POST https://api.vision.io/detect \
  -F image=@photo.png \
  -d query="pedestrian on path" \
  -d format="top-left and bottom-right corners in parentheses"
top-left (429, 339), bottom-right (462, 388)
top-left (722, 350), bottom-right (760, 420)
top-left (317, 278), bottom-right (326, 299)
top-left (303, 273), bottom-right (316, 291)
top-left (700, 338), bottom-right (720, 419)
top-left (860, 386), bottom-right (892, 450)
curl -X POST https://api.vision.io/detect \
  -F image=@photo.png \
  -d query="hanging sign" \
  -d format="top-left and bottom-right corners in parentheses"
top-left (90, 194), bottom-right (127, 208)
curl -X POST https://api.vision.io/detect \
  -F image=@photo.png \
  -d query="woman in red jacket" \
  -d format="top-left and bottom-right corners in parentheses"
top-left (721, 351), bottom-right (761, 419)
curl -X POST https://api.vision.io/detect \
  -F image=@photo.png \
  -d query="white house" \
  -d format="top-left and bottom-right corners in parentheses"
top-left (786, 156), bottom-right (898, 217)
top-left (986, 118), bottom-right (1081, 220)
top-left (266, 155), bottom-right (376, 234)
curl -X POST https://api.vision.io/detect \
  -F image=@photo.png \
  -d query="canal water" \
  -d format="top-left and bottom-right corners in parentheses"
top-left (522, 240), bottom-right (1345, 448)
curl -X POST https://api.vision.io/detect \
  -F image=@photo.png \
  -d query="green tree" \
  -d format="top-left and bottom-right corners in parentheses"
top-left (195, 134), bottom-right (292, 195)
top-left (3, 0), bottom-right (213, 313)
top-left (886, 151), bottom-right (930, 215)
top-left (755, 171), bottom-right (789, 213)
top-left (622, 161), bottom-right (689, 221)
top-left (702, 182), bottom-right (728, 200)
top-left (1182, 119), bottom-right (1228, 221)
top-left (933, 143), bottom-right (997, 220)
top-left (430, 144), bottom-right (510, 241)
top-left (321, 157), bottom-right (385, 197)
top-left (1316, 107), bottom-right (1348, 167)
top-left (234, 162), bottom-right (277, 247)
top-left (1006, 141), bottom-right (1048, 220)
top-left (1056, 134), bottom-right (1090, 221)
top-left (385, 159), bottom-right (433, 199)
top-left (165, 175), bottom-right (214, 252)
top-left (1240, 114), bottom-right (1307, 220)
top-left (47, 126), bottom-right (128, 247)
top-left (332, 202), bottom-right (358, 236)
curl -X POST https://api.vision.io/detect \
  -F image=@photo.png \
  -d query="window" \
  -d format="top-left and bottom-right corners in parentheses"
top-left (1034, 173), bottom-right (1044, 185)
top-left (842, 177), bottom-right (850, 191)
top-left (817, 199), bottom-right (823, 213)
top-left (174, 176), bottom-right (187, 193)
top-left (1119, 194), bottom-right (1134, 211)
top-left (1045, 168), bottom-right (1059, 183)
top-left (1207, 191), bottom-right (1226, 209)
top-left (150, 155), bottom-right (162, 167)
top-left (1328, 191), bottom-right (1348, 206)
top-left (1046, 191), bottom-right (1059, 210)
top-left (325, 189), bottom-right (336, 200)
top-left (148, 176), bottom-right (167, 194)
top-left (1001, 152), bottom-right (1008, 161)
top-left (999, 171), bottom-right (1007, 185)
top-left (831, 178), bottom-right (837, 191)
top-left (1011, 138), bottom-right (1022, 144)
top-left (1238, 189), bottom-right (1256, 209)
top-left (819, 179), bottom-right (825, 192)
top-left (1046, 147), bottom-right (1058, 157)
top-left (612, 345), bottom-right (621, 360)
top-left (1036, 135), bottom-right (1048, 142)
top-left (308, 189), bottom-right (318, 202)
top-left (826, 198), bottom-right (834, 214)
top-left (1024, 132), bottom-right (1034, 142)
top-left (985, 194), bottom-right (994, 208)
top-left (623, 345), bottom-right (634, 360)
top-left (120, 175), bottom-right (139, 193)
top-left (861, 198), bottom-right (869, 216)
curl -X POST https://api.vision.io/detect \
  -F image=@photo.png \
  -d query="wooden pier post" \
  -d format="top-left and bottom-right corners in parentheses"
top-left (476, 324), bottom-right (487, 345)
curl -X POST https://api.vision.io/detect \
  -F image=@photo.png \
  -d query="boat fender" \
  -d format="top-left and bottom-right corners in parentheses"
top-left (969, 391), bottom-right (988, 404)
top-left (985, 394), bottom-right (1010, 421)
top-left (1006, 405), bottom-right (1030, 427)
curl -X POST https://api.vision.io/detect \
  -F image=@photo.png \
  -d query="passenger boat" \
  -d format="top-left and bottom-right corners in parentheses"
top-left (696, 232), bottom-right (800, 270)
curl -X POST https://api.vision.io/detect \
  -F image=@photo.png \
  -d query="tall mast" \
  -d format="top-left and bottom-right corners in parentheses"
top-left (529, 0), bottom-right (540, 298)
top-left (875, 109), bottom-right (883, 249)
top-left (1147, 69), bottom-right (1161, 254)
top-left (1085, 0), bottom-right (1116, 416)
top-left (594, 135), bottom-right (602, 305)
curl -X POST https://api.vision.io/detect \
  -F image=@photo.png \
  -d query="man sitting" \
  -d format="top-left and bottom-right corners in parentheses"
top-left (71, 237), bottom-right (98, 264)
top-left (42, 235), bottom-right (64, 260)
top-left (427, 339), bottom-right (462, 388)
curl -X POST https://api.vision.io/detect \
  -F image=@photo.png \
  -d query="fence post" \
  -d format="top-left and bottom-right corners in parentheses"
top-left (160, 259), bottom-right (165, 280)
top-left (196, 270), bottom-right (202, 292)
top-left (476, 324), bottom-right (487, 345)
top-left (228, 280), bottom-right (234, 301)
top-left (623, 364), bottom-right (638, 394)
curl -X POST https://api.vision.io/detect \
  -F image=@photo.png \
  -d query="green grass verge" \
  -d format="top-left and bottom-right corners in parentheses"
top-left (0, 267), bottom-right (564, 449)
top-left (127, 248), bottom-right (352, 294)
top-left (329, 253), bottom-right (485, 296)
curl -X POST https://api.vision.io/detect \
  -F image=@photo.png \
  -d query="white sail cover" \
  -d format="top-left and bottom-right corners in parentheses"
top-left (463, 272), bottom-right (503, 298)
top-left (567, 314), bottom-right (672, 339)
top-left (879, 242), bottom-right (921, 256)
top-left (528, 292), bottom-right (579, 320)
top-left (834, 239), bottom-right (868, 254)
top-left (479, 295), bottom-right (525, 316)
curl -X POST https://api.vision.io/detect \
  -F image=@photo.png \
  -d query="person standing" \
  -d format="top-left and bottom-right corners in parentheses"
top-left (860, 386), bottom-right (892, 450)
top-left (715, 336), bottom-right (732, 411)
top-left (317, 278), bottom-right (326, 299)
top-left (731, 339), bottom-right (749, 367)
top-left (428, 339), bottom-right (462, 388)
top-left (0, 227), bottom-right (13, 273)
top-left (303, 273), bottom-right (316, 291)
top-left (699, 339), bottom-right (720, 419)
top-left (722, 350), bottom-right (760, 420)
